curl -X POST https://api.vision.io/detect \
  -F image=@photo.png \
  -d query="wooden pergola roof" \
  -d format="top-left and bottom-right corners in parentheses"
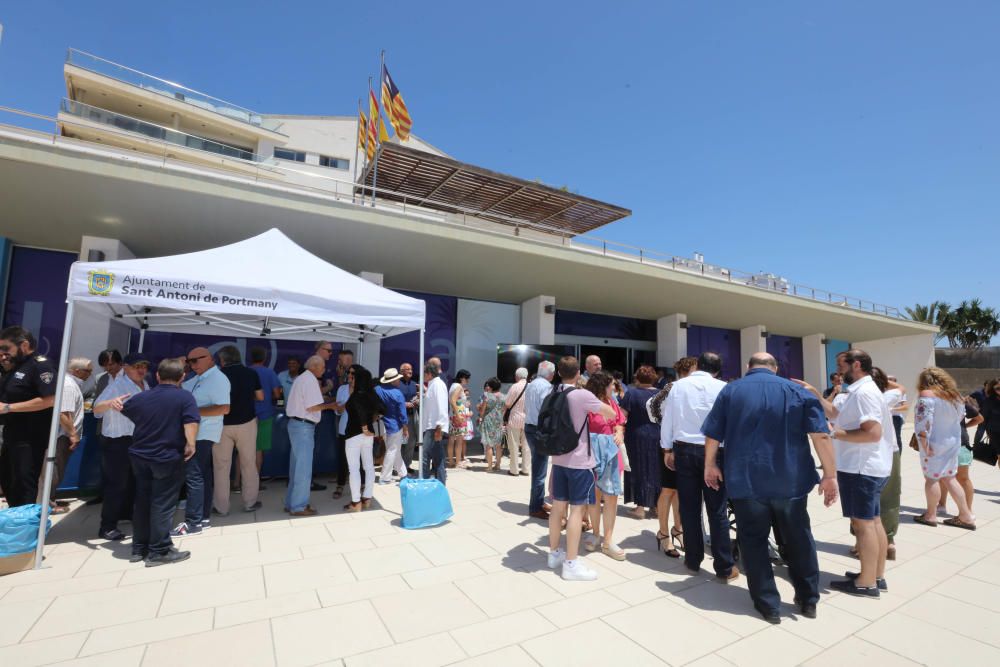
top-left (359, 142), bottom-right (630, 236)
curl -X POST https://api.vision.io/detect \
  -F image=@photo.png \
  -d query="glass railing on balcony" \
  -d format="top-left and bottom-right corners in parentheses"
top-left (66, 49), bottom-right (283, 133)
top-left (60, 99), bottom-right (260, 162)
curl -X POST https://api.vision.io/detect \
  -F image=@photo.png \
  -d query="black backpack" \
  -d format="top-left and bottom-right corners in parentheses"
top-left (535, 386), bottom-right (589, 457)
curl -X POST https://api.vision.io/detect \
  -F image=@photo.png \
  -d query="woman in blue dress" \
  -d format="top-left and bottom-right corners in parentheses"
top-left (619, 366), bottom-right (662, 521)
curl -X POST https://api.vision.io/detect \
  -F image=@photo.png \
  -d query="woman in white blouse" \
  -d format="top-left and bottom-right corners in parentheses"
top-left (912, 367), bottom-right (976, 530)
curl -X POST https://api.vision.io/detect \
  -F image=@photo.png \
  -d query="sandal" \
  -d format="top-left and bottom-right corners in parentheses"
top-left (913, 514), bottom-right (938, 527)
top-left (628, 506), bottom-right (646, 519)
top-left (671, 527), bottom-right (684, 552)
top-left (656, 530), bottom-right (680, 558)
top-left (343, 501), bottom-right (363, 512)
top-left (943, 517), bottom-right (976, 531)
top-left (361, 498), bottom-right (373, 509)
top-left (332, 486), bottom-right (344, 499)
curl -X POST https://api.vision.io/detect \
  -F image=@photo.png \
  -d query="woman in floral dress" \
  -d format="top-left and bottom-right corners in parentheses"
top-left (478, 377), bottom-right (506, 471)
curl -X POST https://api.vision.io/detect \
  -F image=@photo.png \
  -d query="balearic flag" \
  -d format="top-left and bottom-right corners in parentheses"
top-left (381, 64), bottom-right (412, 141)
top-left (358, 108), bottom-right (368, 154)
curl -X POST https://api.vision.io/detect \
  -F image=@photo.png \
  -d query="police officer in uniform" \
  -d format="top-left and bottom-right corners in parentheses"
top-left (0, 326), bottom-right (57, 507)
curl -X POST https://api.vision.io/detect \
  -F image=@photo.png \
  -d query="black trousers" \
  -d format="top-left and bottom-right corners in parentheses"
top-left (130, 456), bottom-right (185, 556)
top-left (0, 438), bottom-right (46, 507)
top-left (674, 442), bottom-right (734, 576)
top-left (100, 436), bottom-right (135, 532)
top-left (731, 495), bottom-right (819, 613)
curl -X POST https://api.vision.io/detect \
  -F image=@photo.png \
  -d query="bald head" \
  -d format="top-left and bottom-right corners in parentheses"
top-left (748, 353), bottom-right (777, 371)
top-left (585, 355), bottom-right (602, 375)
top-left (187, 347), bottom-right (215, 375)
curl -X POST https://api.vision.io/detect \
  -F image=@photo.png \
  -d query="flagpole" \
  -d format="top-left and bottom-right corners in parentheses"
top-left (352, 98), bottom-right (362, 204)
top-left (370, 50), bottom-right (385, 208)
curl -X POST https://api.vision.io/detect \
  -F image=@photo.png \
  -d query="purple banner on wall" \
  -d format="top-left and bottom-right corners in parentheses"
top-left (2, 247), bottom-right (76, 361)
top-left (767, 334), bottom-right (804, 380)
top-left (687, 324), bottom-right (741, 380)
top-left (555, 309), bottom-right (657, 342)
top-left (379, 291), bottom-right (457, 377)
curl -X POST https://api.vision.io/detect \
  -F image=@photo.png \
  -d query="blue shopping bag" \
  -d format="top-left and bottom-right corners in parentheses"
top-left (0, 504), bottom-right (49, 558)
top-left (399, 477), bottom-right (454, 529)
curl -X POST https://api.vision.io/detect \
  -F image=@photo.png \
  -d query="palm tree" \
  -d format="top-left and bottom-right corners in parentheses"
top-left (940, 299), bottom-right (1000, 349)
top-left (905, 301), bottom-right (950, 343)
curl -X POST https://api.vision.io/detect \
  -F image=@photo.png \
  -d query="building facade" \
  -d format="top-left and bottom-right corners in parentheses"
top-left (1, 49), bottom-right (936, 404)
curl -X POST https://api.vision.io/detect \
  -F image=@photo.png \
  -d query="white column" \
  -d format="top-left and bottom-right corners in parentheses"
top-left (740, 325), bottom-right (767, 376)
top-left (520, 295), bottom-right (555, 345)
top-left (852, 333), bottom-right (936, 417)
top-left (69, 236), bottom-right (135, 361)
top-left (656, 314), bottom-right (687, 366)
top-left (802, 333), bottom-right (826, 389)
top-left (358, 271), bottom-right (383, 374)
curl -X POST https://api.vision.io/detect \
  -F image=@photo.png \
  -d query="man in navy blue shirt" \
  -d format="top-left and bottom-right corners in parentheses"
top-left (701, 353), bottom-right (838, 624)
top-left (109, 357), bottom-right (201, 566)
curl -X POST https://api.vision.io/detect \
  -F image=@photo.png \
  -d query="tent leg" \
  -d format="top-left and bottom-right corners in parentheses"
top-left (418, 329), bottom-right (424, 480)
top-left (34, 300), bottom-right (76, 569)
top-left (138, 328), bottom-right (146, 352)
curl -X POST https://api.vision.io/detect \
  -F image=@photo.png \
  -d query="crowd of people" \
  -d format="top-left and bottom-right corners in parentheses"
top-left (1, 322), bottom-right (999, 604)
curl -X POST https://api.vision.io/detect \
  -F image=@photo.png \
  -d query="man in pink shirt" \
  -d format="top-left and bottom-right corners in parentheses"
top-left (547, 356), bottom-right (616, 581)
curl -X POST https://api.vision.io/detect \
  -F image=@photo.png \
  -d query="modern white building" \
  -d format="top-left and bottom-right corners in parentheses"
top-left (0, 48), bottom-right (936, 398)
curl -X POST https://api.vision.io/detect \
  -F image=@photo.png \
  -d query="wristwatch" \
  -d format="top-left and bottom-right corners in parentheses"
top-left (1, 404), bottom-right (10, 414)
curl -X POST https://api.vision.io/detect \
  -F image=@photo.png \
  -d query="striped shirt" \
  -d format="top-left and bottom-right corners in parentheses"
top-left (95, 374), bottom-right (148, 437)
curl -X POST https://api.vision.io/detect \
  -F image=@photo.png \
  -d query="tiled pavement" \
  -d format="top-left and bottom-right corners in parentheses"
top-left (3, 426), bottom-right (1000, 666)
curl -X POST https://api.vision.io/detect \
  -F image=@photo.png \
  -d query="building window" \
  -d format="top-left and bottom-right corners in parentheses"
top-left (274, 148), bottom-right (305, 162)
top-left (319, 155), bottom-right (350, 170)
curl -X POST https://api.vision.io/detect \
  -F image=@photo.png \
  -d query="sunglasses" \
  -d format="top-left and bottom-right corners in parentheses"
top-left (186, 355), bottom-right (208, 364)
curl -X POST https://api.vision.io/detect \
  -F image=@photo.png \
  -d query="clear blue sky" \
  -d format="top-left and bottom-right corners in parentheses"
top-left (2, 1), bottom-right (998, 317)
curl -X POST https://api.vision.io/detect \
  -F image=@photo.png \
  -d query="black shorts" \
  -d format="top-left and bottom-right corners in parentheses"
top-left (661, 450), bottom-right (677, 489)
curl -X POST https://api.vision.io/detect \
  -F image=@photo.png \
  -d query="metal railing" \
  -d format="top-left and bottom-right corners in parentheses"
top-left (60, 99), bottom-right (260, 162)
top-left (66, 49), bottom-right (283, 133)
top-left (0, 104), bottom-right (906, 320)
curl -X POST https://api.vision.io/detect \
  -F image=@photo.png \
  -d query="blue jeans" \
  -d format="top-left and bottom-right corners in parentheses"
top-left (730, 495), bottom-right (819, 613)
top-left (286, 419), bottom-right (316, 512)
top-left (131, 456), bottom-right (185, 556)
top-left (184, 440), bottom-right (214, 524)
top-left (421, 430), bottom-right (447, 485)
top-left (524, 424), bottom-right (548, 513)
top-left (675, 443), bottom-right (734, 576)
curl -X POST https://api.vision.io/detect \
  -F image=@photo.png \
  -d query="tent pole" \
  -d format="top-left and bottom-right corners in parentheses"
top-left (138, 328), bottom-right (146, 353)
top-left (418, 328), bottom-right (424, 480)
top-left (34, 300), bottom-right (76, 568)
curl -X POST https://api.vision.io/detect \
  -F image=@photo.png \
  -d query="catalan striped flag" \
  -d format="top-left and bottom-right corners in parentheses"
top-left (381, 64), bottom-right (412, 141)
top-left (358, 108), bottom-right (368, 155)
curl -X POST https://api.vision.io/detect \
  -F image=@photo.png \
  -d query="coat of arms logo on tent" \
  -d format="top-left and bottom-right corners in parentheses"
top-left (87, 270), bottom-right (114, 296)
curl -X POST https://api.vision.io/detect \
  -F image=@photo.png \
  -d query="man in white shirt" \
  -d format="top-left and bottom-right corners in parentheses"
top-left (827, 349), bottom-right (895, 598)
top-left (94, 353), bottom-right (150, 541)
top-left (660, 352), bottom-right (738, 582)
top-left (285, 355), bottom-right (339, 516)
top-left (524, 360), bottom-right (555, 519)
top-left (42, 357), bottom-right (91, 512)
top-left (421, 358), bottom-right (450, 484)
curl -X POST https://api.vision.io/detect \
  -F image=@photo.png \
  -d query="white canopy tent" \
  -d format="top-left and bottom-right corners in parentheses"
top-left (36, 229), bottom-right (426, 567)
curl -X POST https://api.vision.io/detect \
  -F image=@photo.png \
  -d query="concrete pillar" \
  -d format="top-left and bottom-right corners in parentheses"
top-left (740, 325), bottom-right (767, 376)
top-left (656, 313), bottom-right (687, 366)
top-left (357, 271), bottom-right (383, 374)
top-left (521, 295), bottom-right (555, 345)
top-left (852, 333), bottom-right (936, 417)
top-left (69, 237), bottom-right (135, 361)
top-left (802, 333), bottom-right (826, 389)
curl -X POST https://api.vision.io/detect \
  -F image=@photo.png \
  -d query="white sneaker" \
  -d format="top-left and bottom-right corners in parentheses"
top-left (561, 559), bottom-right (598, 581)
top-left (547, 549), bottom-right (566, 569)
top-left (583, 533), bottom-right (600, 552)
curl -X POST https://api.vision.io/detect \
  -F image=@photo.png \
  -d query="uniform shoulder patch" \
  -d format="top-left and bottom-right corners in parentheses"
top-left (40, 371), bottom-right (54, 384)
